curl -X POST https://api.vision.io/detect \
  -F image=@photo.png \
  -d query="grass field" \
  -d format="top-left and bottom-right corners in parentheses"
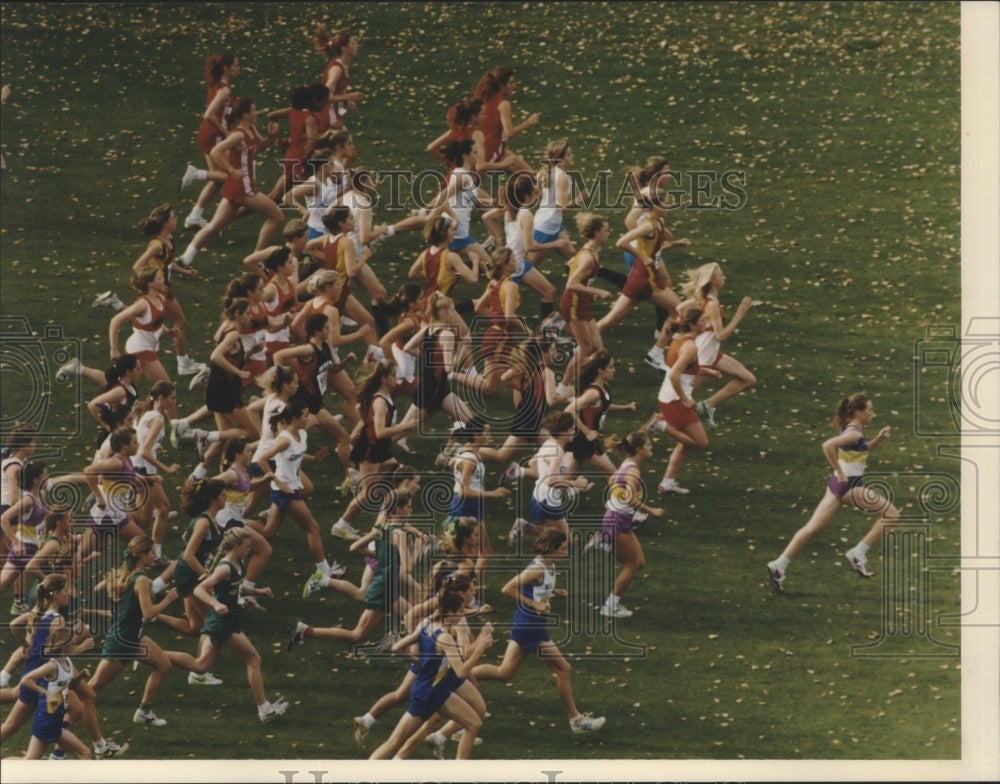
top-left (0, 0), bottom-right (977, 776)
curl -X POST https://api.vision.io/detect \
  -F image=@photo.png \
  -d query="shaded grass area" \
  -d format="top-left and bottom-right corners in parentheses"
top-left (1, 1), bottom-right (961, 761)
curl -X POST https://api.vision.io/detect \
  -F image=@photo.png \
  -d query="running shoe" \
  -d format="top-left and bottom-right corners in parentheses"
top-left (329, 560), bottom-right (348, 579)
top-left (507, 517), bottom-right (529, 547)
top-left (258, 697), bottom-right (289, 724)
top-left (331, 519), bottom-right (361, 540)
top-left (497, 461), bottom-right (519, 488)
top-left (643, 349), bottom-right (667, 372)
top-left (180, 163), bottom-right (200, 191)
top-left (132, 708), bottom-right (167, 727)
top-left (56, 357), bottom-right (82, 382)
top-left (569, 712), bottom-right (606, 734)
top-left (600, 603), bottom-right (633, 618)
top-left (695, 400), bottom-right (717, 431)
top-left (766, 561), bottom-right (786, 594)
top-left (844, 548), bottom-right (873, 578)
top-left (657, 478), bottom-right (689, 495)
top-left (352, 717), bottom-right (369, 749)
top-left (301, 572), bottom-right (324, 599)
top-left (286, 621), bottom-right (307, 651)
top-left (93, 739), bottom-right (129, 758)
top-left (373, 630), bottom-right (401, 654)
top-left (425, 732), bottom-right (446, 760)
top-left (187, 671), bottom-right (223, 686)
top-left (194, 429), bottom-right (211, 458)
top-left (582, 530), bottom-right (610, 555)
top-left (187, 365), bottom-right (210, 390)
top-left (238, 595), bottom-right (266, 612)
top-left (91, 290), bottom-right (120, 309)
top-left (539, 311), bottom-right (566, 334)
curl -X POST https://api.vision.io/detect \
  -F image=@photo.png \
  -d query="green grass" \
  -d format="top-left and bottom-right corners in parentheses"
top-left (0, 0), bottom-right (965, 769)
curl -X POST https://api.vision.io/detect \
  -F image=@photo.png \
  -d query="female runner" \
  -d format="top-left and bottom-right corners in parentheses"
top-left (108, 268), bottom-right (177, 409)
top-left (595, 431), bottom-right (664, 619)
top-left (368, 579), bottom-right (495, 760)
top-left (290, 269), bottom-right (373, 426)
top-left (678, 262), bottom-right (756, 431)
top-left (181, 52), bottom-right (239, 230)
top-left (87, 535), bottom-right (179, 728)
top-left (179, 98), bottom-right (285, 265)
top-left (647, 307), bottom-right (719, 495)
top-left (564, 350), bottom-right (637, 477)
top-left (131, 203), bottom-right (204, 377)
top-left (471, 528), bottom-right (604, 734)
top-left (328, 360), bottom-right (416, 541)
top-left (130, 381), bottom-right (180, 564)
top-left (766, 393), bottom-right (898, 593)
top-left (596, 187), bottom-right (690, 342)
top-left (166, 529), bottom-right (289, 723)
top-left (209, 437), bottom-right (273, 609)
top-left (501, 172), bottom-right (562, 323)
top-left (274, 313), bottom-right (355, 473)
top-left (313, 27), bottom-right (364, 133)
top-left (557, 212), bottom-right (613, 391)
top-left (472, 65), bottom-right (539, 175)
top-left (253, 399), bottom-right (345, 580)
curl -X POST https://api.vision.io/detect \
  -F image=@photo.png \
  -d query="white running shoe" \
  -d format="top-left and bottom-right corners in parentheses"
top-left (450, 728), bottom-right (483, 745)
top-left (56, 357), bottom-right (82, 382)
top-left (352, 717), bottom-right (370, 749)
top-left (695, 400), bottom-right (718, 431)
top-left (539, 311), bottom-right (566, 334)
top-left (93, 739), bottom-right (129, 758)
top-left (600, 603), bottom-right (633, 618)
top-left (498, 461), bottom-right (519, 488)
top-left (329, 560), bottom-right (348, 579)
top-left (91, 290), bottom-right (119, 309)
top-left (583, 530), bottom-right (611, 554)
top-left (570, 712), bottom-right (606, 734)
top-left (187, 671), bottom-right (223, 686)
top-left (168, 418), bottom-right (188, 449)
top-left (631, 510), bottom-right (650, 527)
top-left (481, 236), bottom-right (496, 253)
top-left (180, 163), bottom-right (200, 191)
top-left (844, 548), bottom-right (873, 578)
top-left (642, 413), bottom-right (667, 433)
top-left (177, 357), bottom-right (207, 377)
top-left (425, 732), bottom-right (446, 759)
top-left (657, 478), bottom-right (690, 495)
top-left (507, 517), bottom-right (530, 547)
top-left (132, 708), bottom-right (167, 727)
top-left (644, 349), bottom-right (668, 372)
top-left (258, 697), bottom-right (289, 724)
top-left (766, 560), bottom-right (786, 594)
top-left (193, 429), bottom-right (212, 459)
top-left (184, 213), bottom-right (207, 229)
top-left (331, 519), bottom-right (361, 541)
top-left (187, 365), bottom-right (210, 390)
top-left (286, 621), bottom-right (307, 651)
top-left (238, 595), bottom-right (266, 612)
